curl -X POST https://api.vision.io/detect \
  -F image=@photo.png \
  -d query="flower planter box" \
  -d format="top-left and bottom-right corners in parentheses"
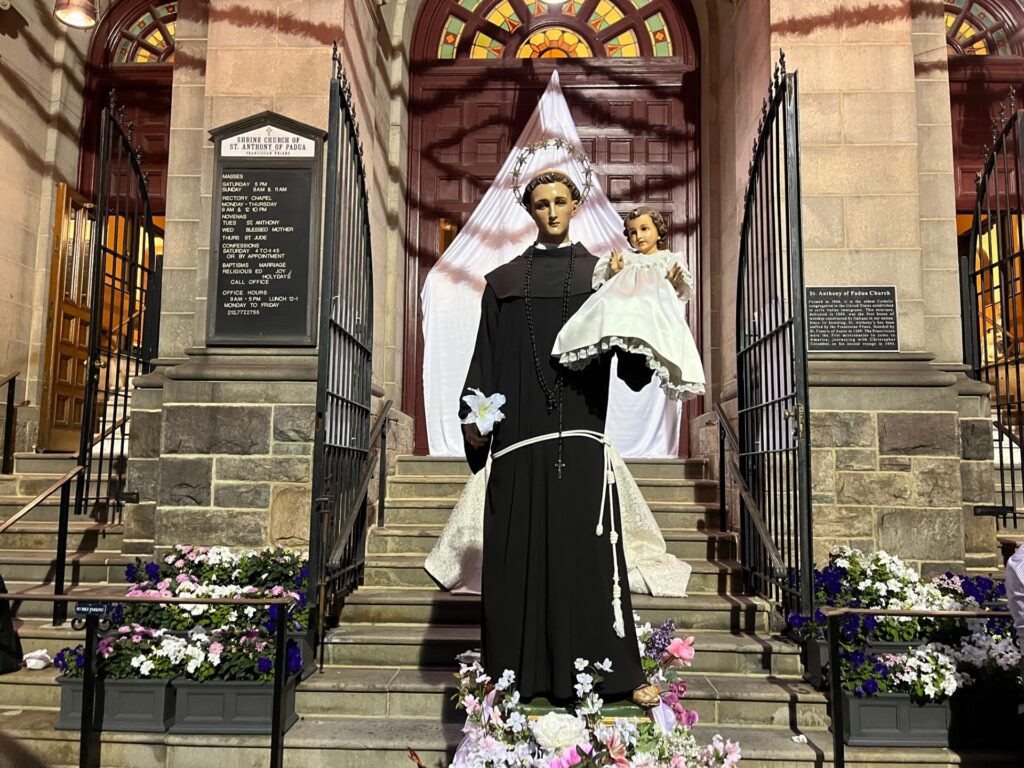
top-left (169, 675), bottom-right (298, 735)
top-left (840, 690), bottom-right (951, 747)
top-left (56, 677), bottom-right (175, 733)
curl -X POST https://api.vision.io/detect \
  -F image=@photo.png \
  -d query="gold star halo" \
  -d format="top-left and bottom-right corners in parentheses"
top-left (511, 138), bottom-right (595, 211)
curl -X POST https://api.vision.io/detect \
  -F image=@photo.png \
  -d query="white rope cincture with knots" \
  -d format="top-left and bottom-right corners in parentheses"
top-left (491, 429), bottom-right (626, 638)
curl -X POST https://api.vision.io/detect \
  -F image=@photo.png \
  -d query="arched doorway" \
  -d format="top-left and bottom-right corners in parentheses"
top-left (38, 0), bottom-right (174, 451)
top-left (404, 0), bottom-right (701, 454)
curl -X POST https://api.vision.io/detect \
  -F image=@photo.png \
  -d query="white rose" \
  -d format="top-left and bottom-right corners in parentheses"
top-left (529, 712), bottom-right (588, 752)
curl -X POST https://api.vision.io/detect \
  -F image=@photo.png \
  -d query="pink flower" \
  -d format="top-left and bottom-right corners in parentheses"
top-left (662, 636), bottom-right (695, 667)
top-left (131, 635), bottom-right (142, 643)
top-left (462, 694), bottom-right (480, 715)
top-left (175, 573), bottom-right (190, 583)
top-left (174, 559), bottom-right (185, 568)
top-left (549, 745), bottom-right (591, 768)
top-left (209, 642), bottom-right (224, 655)
top-left (97, 637), bottom-right (115, 658)
top-left (600, 731), bottom-right (630, 768)
top-left (117, 626), bottom-right (131, 635)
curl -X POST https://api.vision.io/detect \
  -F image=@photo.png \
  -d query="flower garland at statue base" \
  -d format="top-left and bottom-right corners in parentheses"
top-left (450, 616), bottom-right (741, 767)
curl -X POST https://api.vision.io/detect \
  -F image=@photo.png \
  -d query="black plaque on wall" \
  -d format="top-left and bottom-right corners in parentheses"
top-left (805, 286), bottom-right (900, 352)
top-left (206, 112), bottom-right (326, 346)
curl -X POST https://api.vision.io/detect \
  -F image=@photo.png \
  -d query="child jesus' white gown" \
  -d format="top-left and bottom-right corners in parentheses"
top-left (552, 248), bottom-right (706, 400)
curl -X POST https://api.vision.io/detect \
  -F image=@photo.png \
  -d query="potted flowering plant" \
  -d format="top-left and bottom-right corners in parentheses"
top-left (450, 616), bottom-right (741, 766)
top-left (169, 628), bottom-right (302, 735)
top-left (839, 643), bottom-right (968, 747)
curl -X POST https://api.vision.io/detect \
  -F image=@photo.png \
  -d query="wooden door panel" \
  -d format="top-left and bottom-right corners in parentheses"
top-left (407, 69), bottom-right (699, 454)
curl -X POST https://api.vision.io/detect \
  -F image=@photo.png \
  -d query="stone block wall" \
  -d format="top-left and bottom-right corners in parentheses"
top-left (808, 354), bottom-right (995, 575)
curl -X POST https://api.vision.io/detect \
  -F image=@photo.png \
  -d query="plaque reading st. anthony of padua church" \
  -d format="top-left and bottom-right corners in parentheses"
top-left (206, 112), bottom-right (326, 346)
top-left (804, 285), bottom-right (899, 352)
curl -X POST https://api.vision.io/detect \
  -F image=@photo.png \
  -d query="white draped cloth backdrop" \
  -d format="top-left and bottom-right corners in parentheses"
top-left (420, 70), bottom-right (683, 458)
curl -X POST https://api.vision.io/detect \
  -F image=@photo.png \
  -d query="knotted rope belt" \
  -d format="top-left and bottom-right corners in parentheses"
top-left (490, 429), bottom-right (626, 638)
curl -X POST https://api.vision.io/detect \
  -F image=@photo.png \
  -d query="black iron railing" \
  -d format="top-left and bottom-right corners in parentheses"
top-left (308, 44), bottom-right (377, 661)
top-left (962, 90), bottom-right (1023, 530)
top-left (823, 606), bottom-right (1015, 768)
top-left (0, 370), bottom-right (19, 475)
top-left (0, 592), bottom-right (293, 768)
top-left (733, 52), bottom-right (813, 617)
top-left (76, 91), bottom-right (163, 524)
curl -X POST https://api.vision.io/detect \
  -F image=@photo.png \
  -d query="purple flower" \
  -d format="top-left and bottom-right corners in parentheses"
top-left (788, 613), bottom-right (808, 629)
top-left (144, 562), bottom-right (160, 581)
top-left (862, 678), bottom-right (879, 695)
top-left (645, 620), bottom-right (675, 661)
top-left (850, 650), bottom-right (866, 667)
top-left (257, 657), bottom-right (273, 673)
top-left (125, 564), bottom-right (138, 583)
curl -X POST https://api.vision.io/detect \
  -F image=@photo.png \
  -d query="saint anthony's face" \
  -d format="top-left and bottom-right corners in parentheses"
top-left (626, 214), bottom-right (659, 255)
top-left (528, 181), bottom-right (579, 243)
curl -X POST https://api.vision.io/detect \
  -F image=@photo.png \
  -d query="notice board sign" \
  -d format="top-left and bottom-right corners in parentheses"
top-left (805, 286), bottom-right (899, 352)
top-left (206, 112), bottom-right (326, 346)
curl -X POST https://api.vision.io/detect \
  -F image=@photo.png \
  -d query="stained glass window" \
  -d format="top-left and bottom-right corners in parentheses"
top-left (645, 12), bottom-right (672, 57)
top-left (589, 0), bottom-right (625, 31)
top-left (112, 2), bottom-right (177, 64)
top-left (471, 32), bottom-right (505, 58)
top-left (605, 29), bottom-right (640, 57)
top-left (439, 15), bottom-right (466, 58)
top-left (434, 0), bottom-right (678, 60)
top-left (486, 1), bottom-right (523, 33)
top-left (517, 27), bottom-right (594, 58)
top-left (945, 1), bottom-right (1018, 55)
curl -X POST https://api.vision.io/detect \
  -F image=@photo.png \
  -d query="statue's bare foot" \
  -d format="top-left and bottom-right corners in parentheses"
top-left (632, 683), bottom-right (661, 708)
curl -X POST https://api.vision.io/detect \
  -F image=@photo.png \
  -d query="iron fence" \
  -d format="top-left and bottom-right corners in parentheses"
top-left (308, 45), bottom-right (377, 656)
top-left (734, 52), bottom-right (813, 617)
top-left (962, 91), bottom-right (1024, 529)
top-left (76, 91), bottom-right (163, 523)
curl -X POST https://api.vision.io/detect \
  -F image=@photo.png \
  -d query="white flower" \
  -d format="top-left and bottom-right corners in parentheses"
top-left (461, 388), bottom-right (506, 435)
top-left (496, 669), bottom-right (515, 691)
top-left (139, 659), bottom-right (155, 676)
top-left (574, 672), bottom-right (593, 697)
top-left (574, 658), bottom-right (588, 671)
top-left (530, 712), bottom-right (588, 752)
top-left (506, 711), bottom-right (527, 733)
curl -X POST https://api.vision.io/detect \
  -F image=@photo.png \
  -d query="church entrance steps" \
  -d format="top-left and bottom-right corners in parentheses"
top-left (13, 452), bottom-right (77, 475)
top-left (386, 474), bottom-right (719, 504)
top-left (10, 616), bottom-right (86, 655)
top-left (0, 520), bottom-right (123, 552)
top-left (381, 497), bottom-right (722, 529)
top-left (0, 548), bottom-right (130, 583)
top-left (0, 666), bottom-right (60, 710)
top-left (362, 552), bottom-right (744, 593)
top-left (393, 455), bottom-right (710, 481)
top-left (1, 580), bottom-right (125, 618)
top-left (0, 710), bottom-right (1013, 768)
top-left (366, 523), bottom-right (738, 559)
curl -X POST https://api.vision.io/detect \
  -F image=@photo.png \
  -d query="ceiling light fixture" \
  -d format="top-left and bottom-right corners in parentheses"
top-left (54, 0), bottom-right (98, 29)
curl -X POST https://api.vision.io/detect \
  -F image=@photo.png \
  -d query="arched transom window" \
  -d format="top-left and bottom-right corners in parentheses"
top-left (945, 0), bottom-right (1021, 56)
top-left (112, 2), bottom-right (177, 64)
top-left (436, 0), bottom-right (679, 59)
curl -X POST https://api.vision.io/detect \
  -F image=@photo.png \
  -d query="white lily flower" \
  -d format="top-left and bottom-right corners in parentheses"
top-left (461, 388), bottom-right (506, 435)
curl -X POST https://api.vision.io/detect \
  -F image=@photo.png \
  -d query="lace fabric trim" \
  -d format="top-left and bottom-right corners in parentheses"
top-left (559, 336), bottom-right (705, 401)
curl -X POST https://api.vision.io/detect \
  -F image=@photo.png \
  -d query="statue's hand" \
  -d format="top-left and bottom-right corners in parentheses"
top-left (666, 264), bottom-right (686, 293)
top-left (609, 249), bottom-right (624, 275)
top-left (462, 422), bottom-right (490, 449)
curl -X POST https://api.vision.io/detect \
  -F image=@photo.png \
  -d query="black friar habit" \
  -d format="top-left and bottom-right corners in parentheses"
top-left (459, 242), bottom-right (651, 701)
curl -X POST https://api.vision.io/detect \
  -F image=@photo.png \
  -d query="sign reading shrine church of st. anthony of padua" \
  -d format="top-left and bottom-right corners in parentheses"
top-left (206, 112), bottom-right (325, 346)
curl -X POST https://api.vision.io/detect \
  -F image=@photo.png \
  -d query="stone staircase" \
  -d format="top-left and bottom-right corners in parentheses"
top-left (0, 455), bottom-right (1017, 766)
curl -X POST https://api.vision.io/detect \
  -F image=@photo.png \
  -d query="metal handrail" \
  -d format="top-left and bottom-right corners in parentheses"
top-left (74, 413), bottom-right (130, 461)
top-left (0, 370), bottom-right (19, 390)
top-left (0, 592), bottom-right (294, 768)
top-left (713, 402), bottom-right (785, 575)
top-left (822, 606), bottom-right (1014, 768)
top-left (326, 399), bottom-right (392, 567)
top-left (0, 466), bottom-right (82, 536)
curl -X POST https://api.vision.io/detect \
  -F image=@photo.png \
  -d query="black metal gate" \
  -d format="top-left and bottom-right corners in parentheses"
top-left (735, 54), bottom-right (813, 616)
top-left (309, 47), bottom-right (376, 649)
top-left (961, 91), bottom-right (1022, 530)
top-left (77, 92), bottom-right (163, 520)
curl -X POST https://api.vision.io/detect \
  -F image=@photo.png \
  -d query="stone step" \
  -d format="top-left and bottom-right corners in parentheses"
top-left (13, 453), bottom-right (76, 475)
top-left (0, 496), bottom-right (113, 524)
top-left (0, 549), bottom-right (131, 583)
top-left (0, 475), bottom-right (17, 496)
top-left (394, 455), bottom-right (709, 480)
top-left (0, 520), bottom-right (123, 551)
top-left (339, 587), bottom-right (769, 633)
top-left (386, 474), bottom-right (719, 504)
top-left (0, 710), bottom-right (1017, 768)
top-left (11, 617), bottom-right (85, 655)
top-left (362, 552), bottom-right (742, 593)
top-left (382, 497), bottom-right (724, 531)
top-left (15, 472), bottom-right (118, 499)
top-left (0, 667), bottom-right (60, 710)
top-left (366, 523), bottom-right (738, 560)
top-left (293, 665), bottom-right (827, 729)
